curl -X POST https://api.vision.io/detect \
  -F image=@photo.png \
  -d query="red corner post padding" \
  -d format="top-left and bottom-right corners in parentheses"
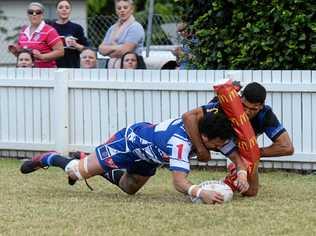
top-left (213, 80), bottom-right (260, 190)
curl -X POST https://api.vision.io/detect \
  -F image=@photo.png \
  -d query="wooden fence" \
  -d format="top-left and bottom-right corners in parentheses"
top-left (0, 68), bottom-right (315, 170)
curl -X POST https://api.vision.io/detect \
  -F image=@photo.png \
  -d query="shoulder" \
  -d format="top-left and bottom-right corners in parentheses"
top-left (259, 105), bottom-right (278, 122)
top-left (69, 21), bottom-right (84, 30)
top-left (128, 21), bottom-right (145, 32)
top-left (43, 24), bottom-right (59, 34)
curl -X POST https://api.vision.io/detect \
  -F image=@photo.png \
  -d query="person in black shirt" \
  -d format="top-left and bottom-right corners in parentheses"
top-left (51, 0), bottom-right (89, 68)
top-left (182, 82), bottom-right (294, 197)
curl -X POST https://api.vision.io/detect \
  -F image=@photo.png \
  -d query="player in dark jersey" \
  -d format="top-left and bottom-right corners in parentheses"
top-left (182, 82), bottom-right (294, 197)
top-left (20, 111), bottom-right (249, 204)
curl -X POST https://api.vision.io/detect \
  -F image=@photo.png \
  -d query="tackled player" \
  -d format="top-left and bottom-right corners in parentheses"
top-left (20, 110), bottom-right (249, 204)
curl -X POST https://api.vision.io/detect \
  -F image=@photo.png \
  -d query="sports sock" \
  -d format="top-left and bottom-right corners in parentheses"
top-left (41, 153), bottom-right (73, 170)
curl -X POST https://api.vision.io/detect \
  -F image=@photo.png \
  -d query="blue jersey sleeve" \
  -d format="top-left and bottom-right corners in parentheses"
top-left (252, 106), bottom-right (286, 141)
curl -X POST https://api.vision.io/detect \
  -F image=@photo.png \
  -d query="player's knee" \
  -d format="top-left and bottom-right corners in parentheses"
top-left (119, 175), bottom-right (143, 195)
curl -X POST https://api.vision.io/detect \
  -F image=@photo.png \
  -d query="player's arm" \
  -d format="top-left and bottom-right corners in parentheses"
top-left (172, 171), bottom-right (223, 204)
top-left (227, 151), bottom-right (249, 193)
top-left (260, 131), bottom-right (294, 157)
top-left (182, 108), bottom-right (210, 162)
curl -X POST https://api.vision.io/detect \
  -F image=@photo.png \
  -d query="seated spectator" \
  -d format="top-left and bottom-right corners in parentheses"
top-left (161, 60), bottom-right (178, 70)
top-left (173, 22), bottom-right (197, 70)
top-left (80, 47), bottom-right (97, 68)
top-left (51, 0), bottom-right (89, 68)
top-left (98, 0), bottom-right (145, 69)
top-left (16, 49), bottom-right (34, 68)
top-left (8, 2), bottom-right (64, 68)
top-left (120, 51), bottom-right (146, 69)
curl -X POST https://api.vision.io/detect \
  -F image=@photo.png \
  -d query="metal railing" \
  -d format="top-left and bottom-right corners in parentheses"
top-left (0, 14), bottom-right (180, 66)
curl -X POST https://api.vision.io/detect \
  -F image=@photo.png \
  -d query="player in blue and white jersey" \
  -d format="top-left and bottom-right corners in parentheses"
top-left (182, 82), bottom-right (294, 197)
top-left (20, 110), bottom-right (249, 204)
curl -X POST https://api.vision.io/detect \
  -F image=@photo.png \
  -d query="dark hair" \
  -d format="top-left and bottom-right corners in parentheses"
top-left (198, 111), bottom-right (233, 140)
top-left (80, 47), bottom-right (97, 57)
top-left (16, 49), bottom-right (34, 62)
top-left (56, 0), bottom-right (72, 8)
top-left (120, 51), bottom-right (146, 69)
top-left (242, 82), bottom-right (266, 104)
top-left (161, 60), bottom-right (178, 70)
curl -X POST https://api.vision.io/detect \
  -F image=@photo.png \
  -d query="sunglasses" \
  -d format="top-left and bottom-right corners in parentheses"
top-left (27, 9), bottom-right (43, 16)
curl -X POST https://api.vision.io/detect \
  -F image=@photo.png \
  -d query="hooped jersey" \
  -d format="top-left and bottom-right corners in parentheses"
top-left (202, 98), bottom-right (286, 156)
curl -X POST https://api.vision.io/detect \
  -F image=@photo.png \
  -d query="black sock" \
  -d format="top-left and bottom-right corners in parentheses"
top-left (50, 155), bottom-right (74, 170)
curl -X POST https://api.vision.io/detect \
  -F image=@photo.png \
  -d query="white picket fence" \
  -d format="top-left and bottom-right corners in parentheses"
top-left (0, 68), bottom-right (315, 170)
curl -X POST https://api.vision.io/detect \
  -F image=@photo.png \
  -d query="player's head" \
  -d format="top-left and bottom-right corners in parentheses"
top-left (199, 110), bottom-right (233, 150)
top-left (241, 82), bottom-right (266, 119)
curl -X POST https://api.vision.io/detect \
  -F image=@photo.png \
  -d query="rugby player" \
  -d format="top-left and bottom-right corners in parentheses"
top-left (182, 82), bottom-right (294, 196)
top-left (20, 110), bottom-right (249, 204)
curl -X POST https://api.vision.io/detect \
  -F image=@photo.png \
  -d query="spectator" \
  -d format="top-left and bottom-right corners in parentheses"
top-left (161, 60), bottom-right (179, 70)
top-left (80, 47), bottom-right (97, 69)
top-left (173, 22), bottom-right (197, 70)
top-left (51, 0), bottom-right (89, 68)
top-left (8, 2), bottom-right (64, 68)
top-left (120, 51), bottom-right (146, 69)
top-left (16, 49), bottom-right (34, 68)
top-left (98, 0), bottom-right (145, 69)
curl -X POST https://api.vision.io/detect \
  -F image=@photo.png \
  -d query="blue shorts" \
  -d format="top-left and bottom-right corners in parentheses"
top-left (95, 128), bottom-right (158, 177)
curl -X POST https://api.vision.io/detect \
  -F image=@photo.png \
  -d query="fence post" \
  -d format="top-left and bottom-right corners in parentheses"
top-left (145, 0), bottom-right (155, 57)
top-left (54, 69), bottom-right (69, 155)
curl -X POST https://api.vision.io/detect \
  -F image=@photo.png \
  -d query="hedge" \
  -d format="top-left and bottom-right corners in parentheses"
top-left (176, 0), bottom-right (316, 69)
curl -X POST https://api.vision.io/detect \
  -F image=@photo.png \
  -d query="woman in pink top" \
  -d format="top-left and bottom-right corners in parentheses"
top-left (8, 2), bottom-right (64, 68)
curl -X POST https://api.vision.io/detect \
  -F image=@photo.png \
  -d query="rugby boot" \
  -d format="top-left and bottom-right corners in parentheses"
top-left (223, 162), bottom-right (238, 192)
top-left (20, 151), bottom-right (57, 174)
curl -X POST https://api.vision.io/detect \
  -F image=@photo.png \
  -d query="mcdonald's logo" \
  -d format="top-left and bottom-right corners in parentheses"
top-left (248, 136), bottom-right (258, 148)
top-left (218, 94), bottom-right (229, 103)
top-left (239, 112), bottom-right (249, 126)
top-left (238, 140), bottom-right (249, 151)
top-left (230, 117), bottom-right (239, 126)
top-left (217, 89), bottom-right (238, 104)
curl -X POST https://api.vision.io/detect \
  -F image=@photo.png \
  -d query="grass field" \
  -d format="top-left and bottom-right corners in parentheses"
top-left (1, 159), bottom-right (316, 236)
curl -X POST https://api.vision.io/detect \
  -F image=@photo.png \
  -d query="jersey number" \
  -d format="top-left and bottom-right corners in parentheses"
top-left (176, 144), bottom-right (184, 160)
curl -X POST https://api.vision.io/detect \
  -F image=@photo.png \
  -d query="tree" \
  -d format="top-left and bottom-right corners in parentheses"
top-left (176, 0), bottom-right (316, 69)
top-left (0, 9), bottom-right (8, 35)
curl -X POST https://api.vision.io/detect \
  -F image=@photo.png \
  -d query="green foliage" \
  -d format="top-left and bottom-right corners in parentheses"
top-left (176, 0), bottom-right (316, 69)
top-left (87, 0), bottom-right (109, 16)
top-left (0, 9), bottom-right (8, 35)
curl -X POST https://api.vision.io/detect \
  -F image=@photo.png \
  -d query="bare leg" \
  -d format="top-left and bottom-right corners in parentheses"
top-left (67, 152), bottom-right (104, 180)
top-left (119, 173), bottom-right (151, 195)
top-left (242, 161), bottom-right (259, 197)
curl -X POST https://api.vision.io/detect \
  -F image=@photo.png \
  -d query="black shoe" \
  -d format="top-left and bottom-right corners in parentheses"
top-left (20, 152), bottom-right (56, 174)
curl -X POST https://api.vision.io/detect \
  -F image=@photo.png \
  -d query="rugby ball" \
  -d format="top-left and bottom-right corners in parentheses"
top-left (190, 180), bottom-right (234, 204)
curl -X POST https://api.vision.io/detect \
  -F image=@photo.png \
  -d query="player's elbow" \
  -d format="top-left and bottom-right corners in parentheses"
top-left (182, 111), bottom-right (191, 124)
top-left (281, 142), bottom-right (294, 156)
top-left (286, 144), bottom-right (294, 156)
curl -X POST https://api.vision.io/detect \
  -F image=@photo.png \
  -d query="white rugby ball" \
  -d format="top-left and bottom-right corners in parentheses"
top-left (190, 180), bottom-right (234, 204)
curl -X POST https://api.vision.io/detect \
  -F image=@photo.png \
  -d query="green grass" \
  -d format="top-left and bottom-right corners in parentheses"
top-left (1, 159), bottom-right (316, 236)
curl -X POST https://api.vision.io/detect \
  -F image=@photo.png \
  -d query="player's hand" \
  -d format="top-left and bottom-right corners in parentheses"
top-left (196, 147), bottom-right (211, 162)
top-left (234, 170), bottom-right (249, 193)
top-left (200, 189), bottom-right (224, 204)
